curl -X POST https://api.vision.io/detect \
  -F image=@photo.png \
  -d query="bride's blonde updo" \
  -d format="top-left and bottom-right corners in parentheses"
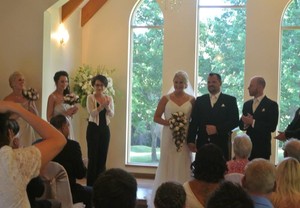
top-left (173, 71), bottom-right (189, 85)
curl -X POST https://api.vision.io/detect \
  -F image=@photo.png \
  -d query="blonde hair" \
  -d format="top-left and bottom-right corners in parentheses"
top-left (244, 158), bottom-right (276, 194)
top-left (233, 134), bottom-right (252, 159)
top-left (271, 157), bottom-right (300, 207)
top-left (173, 71), bottom-right (189, 85)
top-left (8, 71), bottom-right (23, 88)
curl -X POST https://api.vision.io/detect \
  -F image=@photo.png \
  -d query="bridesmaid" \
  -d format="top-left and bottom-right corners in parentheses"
top-left (3, 71), bottom-right (39, 147)
top-left (47, 70), bottom-right (78, 140)
top-left (86, 74), bottom-right (114, 186)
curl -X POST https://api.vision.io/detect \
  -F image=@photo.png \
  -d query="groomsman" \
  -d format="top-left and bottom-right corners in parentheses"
top-left (275, 107), bottom-right (300, 141)
top-left (187, 72), bottom-right (239, 160)
top-left (239, 76), bottom-right (279, 160)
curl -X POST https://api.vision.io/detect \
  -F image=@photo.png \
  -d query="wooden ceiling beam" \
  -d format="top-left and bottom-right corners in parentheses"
top-left (81, 0), bottom-right (107, 26)
top-left (62, 0), bottom-right (83, 22)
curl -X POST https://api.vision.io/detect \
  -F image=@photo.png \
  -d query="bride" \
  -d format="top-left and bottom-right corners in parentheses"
top-left (148, 70), bottom-right (195, 207)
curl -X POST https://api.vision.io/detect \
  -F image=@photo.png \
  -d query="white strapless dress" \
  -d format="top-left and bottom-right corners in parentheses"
top-left (148, 96), bottom-right (193, 208)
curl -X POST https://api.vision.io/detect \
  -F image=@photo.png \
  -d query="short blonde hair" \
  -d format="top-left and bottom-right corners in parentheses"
top-left (8, 71), bottom-right (23, 88)
top-left (173, 71), bottom-right (189, 85)
top-left (244, 158), bottom-right (276, 194)
top-left (233, 134), bottom-right (252, 159)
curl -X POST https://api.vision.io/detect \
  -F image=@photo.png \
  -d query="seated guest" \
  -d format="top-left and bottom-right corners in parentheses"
top-left (0, 101), bottom-right (66, 207)
top-left (183, 144), bottom-right (227, 208)
top-left (154, 181), bottom-right (186, 208)
top-left (282, 138), bottom-right (300, 162)
top-left (270, 157), bottom-right (300, 208)
top-left (50, 114), bottom-right (92, 208)
top-left (93, 168), bottom-right (137, 208)
top-left (227, 134), bottom-right (252, 174)
top-left (242, 158), bottom-right (276, 208)
top-left (206, 181), bottom-right (254, 208)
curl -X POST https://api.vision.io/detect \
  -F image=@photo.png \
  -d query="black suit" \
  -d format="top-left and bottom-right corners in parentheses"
top-left (284, 108), bottom-right (300, 139)
top-left (239, 96), bottom-right (279, 160)
top-left (187, 93), bottom-right (239, 160)
top-left (53, 139), bottom-right (92, 208)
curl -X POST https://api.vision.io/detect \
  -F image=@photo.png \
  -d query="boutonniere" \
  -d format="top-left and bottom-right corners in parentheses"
top-left (262, 108), bottom-right (265, 112)
top-left (221, 104), bottom-right (225, 107)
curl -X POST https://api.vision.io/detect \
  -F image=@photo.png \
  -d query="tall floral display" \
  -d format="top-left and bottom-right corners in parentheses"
top-left (72, 65), bottom-right (115, 108)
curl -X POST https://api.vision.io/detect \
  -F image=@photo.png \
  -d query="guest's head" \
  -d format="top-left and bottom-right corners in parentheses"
top-left (191, 143), bottom-right (227, 183)
top-left (53, 70), bottom-right (70, 95)
top-left (242, 158), bottom-right (276, 195)
top-left (9, 71), bottom-right (25, 90)
top-left (206, 181), bottom-right (254, 208)
top-left (50, 114), bottom-right (69, 139)
top-left (248, 76), bottom-right (266, 97)
top-left (283, 138), bottom-right (300, 162)
top-left (154, 181), bottom-right (186, 208)
top-left (0, 113), bottom-right (10, 149)
top-left (275, 157), bottom-right (300, 195)
top-left (7, 119), bottom-right (20, 148)
top-left (207, 73), bottom-right (222, 95)
top-left (233, 134), bottom-right (252, 159)
top-left (93, 168), bottom-right (137, 208)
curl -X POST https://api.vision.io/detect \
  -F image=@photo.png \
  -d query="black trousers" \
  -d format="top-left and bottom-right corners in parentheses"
top-left (86, 122), bottom-right (110, 186)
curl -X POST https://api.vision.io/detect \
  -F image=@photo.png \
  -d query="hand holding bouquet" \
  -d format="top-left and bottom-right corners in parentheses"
top-left (22, 88), bottom-right (39, 101)
top-left (169, 111), bottom-right (188, 152)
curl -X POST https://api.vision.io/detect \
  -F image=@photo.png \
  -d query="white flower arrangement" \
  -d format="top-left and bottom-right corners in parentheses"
top-left (63, 93), bottom-right (80, 106)
top-left (72, 65), bottom-right (115, 107)
top-left (22, 87), bottom-right (39, 101)
top-left (169, 111), bottom-right (188, 152)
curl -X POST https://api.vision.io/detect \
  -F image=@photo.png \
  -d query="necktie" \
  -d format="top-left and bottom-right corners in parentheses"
top-left (211, 95), bottom-right (217, 107)
top-left (252, 98), bottom-right (259, 112)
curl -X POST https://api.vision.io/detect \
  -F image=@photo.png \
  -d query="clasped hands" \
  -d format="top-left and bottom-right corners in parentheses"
top-left (67, 105), bottom-right (78, 117)
top-left (274, 131), bottom-right (286, 141)
top-left (241, 113), bottom-right (254, 127)
top-left (97, 100), bottom-right (110, 111)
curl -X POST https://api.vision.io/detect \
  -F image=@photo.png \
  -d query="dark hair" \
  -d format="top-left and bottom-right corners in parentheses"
top-left (7, 119), bottom-right (20, 136)
top-left (50, 114), bottom-right (68, 130)
top-left (209, 73), bottom-right (222, 82)
top-left (206, 181), bottom-right (254, 208)
top-left (91, 74), bottom-right (108, 87)
top-left (0, 113), bottom-right (11, 148)
top-left (154, 182), bottom-right (186, 208)
top-left (53, 70), bottom-right (70, 95)
top-left (191, 144), bottom-right (227, 183)
top-left (93, 168), bottom-right (137, 208)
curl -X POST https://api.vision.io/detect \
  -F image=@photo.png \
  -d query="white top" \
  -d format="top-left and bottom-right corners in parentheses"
top-left (0, 145), bottom-right (41, 208)
top-left (183, 182), bottom-right (204, 208)
top-left (86, 94), bottom-right (114, 125)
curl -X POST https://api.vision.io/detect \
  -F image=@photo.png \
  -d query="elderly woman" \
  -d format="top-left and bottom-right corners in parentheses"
top-left (270, 157), bottom-right (300, 208)
top-left (0, 101), bottom-right (66, 207)
top-left (4, 71), bottom-right (39, 146)
top-left (226, 134), bottom-right (252, 174)
top-left (183, 143), bottom-right (227, 208)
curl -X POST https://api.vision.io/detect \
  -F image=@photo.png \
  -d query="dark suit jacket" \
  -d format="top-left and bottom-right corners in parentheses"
top-left (53, 139), bottom-right (86, 190)
top-left (284, 108), bottom-right (300, 139)
top-left (187, 93), bottom-right (239, 160)
top-left (239, 96), bottom-right (279, 160)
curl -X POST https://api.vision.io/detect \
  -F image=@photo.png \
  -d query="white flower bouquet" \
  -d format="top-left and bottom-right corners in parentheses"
top-left (22, 88), bottom-right (39, 101)
top-left (169, 111), bottom-right (188, 152)
top-left (64, 93), bottom-right (80, 106)
top-left (72, 65), bottom-right (115, 107)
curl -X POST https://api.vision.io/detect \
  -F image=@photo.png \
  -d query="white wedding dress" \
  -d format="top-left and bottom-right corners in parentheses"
top-left (148, 95), bottom-right (193, 208)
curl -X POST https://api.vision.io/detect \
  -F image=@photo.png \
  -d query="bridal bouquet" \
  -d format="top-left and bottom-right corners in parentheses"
top-left (64, 93), bottom-right (80, 105)
top-left (169, 111), bottom-right (188, 152)
top-left (22, 88), bottom-right (39, 101)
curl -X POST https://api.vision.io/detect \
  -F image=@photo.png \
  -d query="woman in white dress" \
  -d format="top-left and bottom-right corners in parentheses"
top-left (149, 71), bottom-right (195, 207)
top-left (3, 71), bottom-right (39, 147)
top-left (47, 71), bottom-right (78, 140)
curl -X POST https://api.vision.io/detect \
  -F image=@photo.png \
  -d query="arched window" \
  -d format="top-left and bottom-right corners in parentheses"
top-left (278, 0), bottom-right (300, 160)
top-left (127, 0), bottom-right (164, 165)
top-left (197, 0), bottom-right (246, 112)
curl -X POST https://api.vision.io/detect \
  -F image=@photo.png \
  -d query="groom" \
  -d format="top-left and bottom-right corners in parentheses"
top-left (187, 73), bottom-right (239, 160)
